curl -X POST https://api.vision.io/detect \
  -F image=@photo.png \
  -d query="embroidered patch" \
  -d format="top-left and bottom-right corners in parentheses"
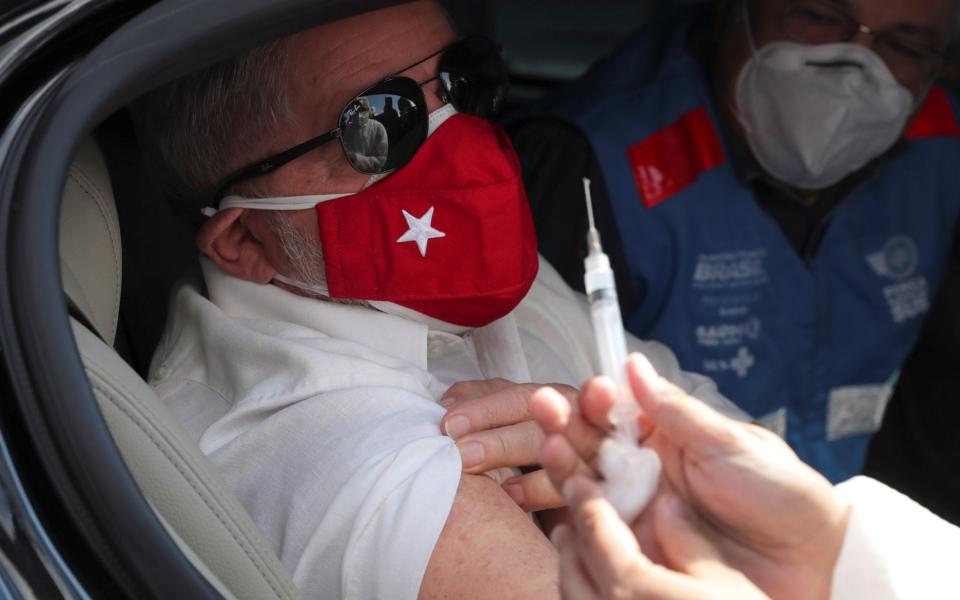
top-left (695, 316), bottom-right (762, 348)
top-left (865, 236), bottom-right (929, 323)
top-left (692, 249), bottom-right (768, 290)
top-left (866, 235), bottom-right (919, 281)
top-left (905, 87), bottom-right (960, 140)
top-left (827, 377), bottom-right (898, 441)
top-left (702, 345), bottom-right (755, 379)
top-left (626, 107), bottom-right (726, 209)
top-left (882, 277), bottom-right (929, 323)
top-left (396, 206), bottom-right (446, 257)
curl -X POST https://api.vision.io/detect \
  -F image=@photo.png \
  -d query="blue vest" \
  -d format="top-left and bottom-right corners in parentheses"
top-left (545, 14), bottom-right (960, 481)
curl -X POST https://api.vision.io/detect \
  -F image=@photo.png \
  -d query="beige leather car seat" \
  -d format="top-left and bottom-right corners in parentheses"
top-left (60, 137), bottom-right (300, 600)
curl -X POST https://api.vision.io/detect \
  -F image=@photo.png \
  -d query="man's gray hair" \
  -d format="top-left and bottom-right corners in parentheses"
top-left (132, 37), bottom-right (297, 223)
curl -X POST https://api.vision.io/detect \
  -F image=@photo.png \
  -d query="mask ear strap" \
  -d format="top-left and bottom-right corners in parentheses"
top-left (428, 104), bottom-right (459, 136)
top-left (202, 193), bottom-right (356, 216)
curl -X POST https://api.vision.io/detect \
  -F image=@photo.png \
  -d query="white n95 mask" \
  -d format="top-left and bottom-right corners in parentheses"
top-left (735, 40), bottom-right (914, 190)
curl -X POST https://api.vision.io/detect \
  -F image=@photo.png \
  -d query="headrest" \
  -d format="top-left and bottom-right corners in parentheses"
top-left (60, 137), bottom-right (122, 345)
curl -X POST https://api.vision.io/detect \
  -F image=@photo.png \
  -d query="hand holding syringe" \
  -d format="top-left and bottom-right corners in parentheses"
top-left (583, 177), bottom-right (661, 521)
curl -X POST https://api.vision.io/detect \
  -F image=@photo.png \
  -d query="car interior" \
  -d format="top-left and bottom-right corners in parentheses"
top-left (61, 132), bottom-right (300, 599)
top-left (19, 0), bottom-right (960, 596)
top-left (48, 2), bottom-right (664, 597)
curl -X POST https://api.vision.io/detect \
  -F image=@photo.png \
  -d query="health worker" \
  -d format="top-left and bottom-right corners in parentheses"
top-left (509, 0), bottom-right (960, 482)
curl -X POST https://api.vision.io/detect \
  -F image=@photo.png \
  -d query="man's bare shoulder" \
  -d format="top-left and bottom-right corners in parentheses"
top-left (419, 473), bottom-right (559, 600)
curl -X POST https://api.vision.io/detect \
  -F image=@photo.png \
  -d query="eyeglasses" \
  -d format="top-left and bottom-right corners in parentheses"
top-left (215, 35), bottom-right (509, 201)
top-left (776, 0), bottom-right (947, 87)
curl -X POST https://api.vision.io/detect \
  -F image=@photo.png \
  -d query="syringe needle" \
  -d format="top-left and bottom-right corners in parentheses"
top-left (584, 178), bottom-right (602, 253)
top-left (584, 177), bottom-right (596, 230)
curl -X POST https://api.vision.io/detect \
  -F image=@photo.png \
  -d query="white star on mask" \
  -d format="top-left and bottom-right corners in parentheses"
top-left (396, 206), bottom-right (446, 257)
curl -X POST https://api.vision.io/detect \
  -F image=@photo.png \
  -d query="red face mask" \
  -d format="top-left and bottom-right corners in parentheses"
top-left (217, 110), bottom-right (539, 328)
top-left (309, 113), bottom-right (538, 328)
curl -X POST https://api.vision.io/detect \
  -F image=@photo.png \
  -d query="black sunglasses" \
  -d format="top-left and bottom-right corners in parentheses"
top-left (215, 35), bottom-right (508, 201)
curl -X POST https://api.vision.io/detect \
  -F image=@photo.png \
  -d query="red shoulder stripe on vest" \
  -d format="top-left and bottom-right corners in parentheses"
top-left (626, 107), bottom-right (726, 209)
top-left (905, 87), bottom-right (960, 140)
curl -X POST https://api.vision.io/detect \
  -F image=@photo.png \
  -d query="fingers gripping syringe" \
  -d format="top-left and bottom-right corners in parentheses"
top-left (582, 178), bottom-right (641, 444)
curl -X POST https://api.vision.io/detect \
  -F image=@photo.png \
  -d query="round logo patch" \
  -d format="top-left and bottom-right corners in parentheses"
top-left (882, 236), bottom-right (918, 280)
top-left (867, 235), bottom-right (918, 281)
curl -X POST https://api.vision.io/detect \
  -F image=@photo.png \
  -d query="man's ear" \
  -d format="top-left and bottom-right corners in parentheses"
top-left (197, 208), bottom-right (277, 283)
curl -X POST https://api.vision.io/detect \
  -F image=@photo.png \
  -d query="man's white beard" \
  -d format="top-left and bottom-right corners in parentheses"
top-left (270, 211), bottom-right (371, 308)
top-left (271, 211), bottom-right (326, 285)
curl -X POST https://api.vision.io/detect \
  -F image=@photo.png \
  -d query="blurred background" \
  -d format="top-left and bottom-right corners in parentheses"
top-left (444, 0), bottom-right (655, 105)
top-left (442, 0), bottom-right (960, 107)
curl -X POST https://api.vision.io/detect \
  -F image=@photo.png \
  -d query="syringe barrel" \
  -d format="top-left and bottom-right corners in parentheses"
top-left (587, 271), bottom-right (640, 443)
top-left (584, 253), bottom-right (613, 295)
top-left (589, 288), bottom-right (628, 384)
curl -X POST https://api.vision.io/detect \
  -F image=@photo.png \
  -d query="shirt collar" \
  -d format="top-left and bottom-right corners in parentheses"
top-left (200, 258), bottom-right (431, 369)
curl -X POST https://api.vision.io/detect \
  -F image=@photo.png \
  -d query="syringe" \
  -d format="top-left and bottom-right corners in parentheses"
top-left (582, 178), bottom-right (640, 444)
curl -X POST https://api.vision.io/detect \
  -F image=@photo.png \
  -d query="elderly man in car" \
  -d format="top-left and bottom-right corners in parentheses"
top-left (509, 0), bottom-right (960, 485)
top-left (134, 2), bottom-right (742, 598)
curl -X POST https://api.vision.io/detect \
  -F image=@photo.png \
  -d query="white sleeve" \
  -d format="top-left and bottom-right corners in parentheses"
top-left (207, 386), bottom-right (461, 600)
top-left (831, 476), bottom-right (960, 600)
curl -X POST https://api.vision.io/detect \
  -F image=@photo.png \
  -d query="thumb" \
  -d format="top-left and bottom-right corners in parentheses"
top-left (626, 353), bottom-right (735, 453)
top-left (564, 476), bottom-right (648, 584)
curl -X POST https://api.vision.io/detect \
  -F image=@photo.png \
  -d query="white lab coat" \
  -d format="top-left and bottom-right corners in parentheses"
top-left (832, 476), bottom-right (960, 600)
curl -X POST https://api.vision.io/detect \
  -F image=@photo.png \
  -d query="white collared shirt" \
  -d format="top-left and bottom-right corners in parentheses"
top-left (150, 256), bottom-right (738, 600)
